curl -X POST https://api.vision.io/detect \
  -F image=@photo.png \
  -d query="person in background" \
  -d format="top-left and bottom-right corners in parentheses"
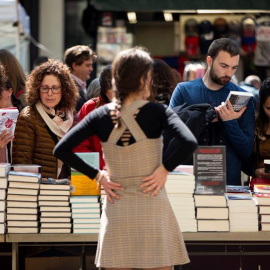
top-left (86, 77), bottom-right (100, 100)
top-left (244, 78), bottom-right (270, 179)
top-left (0, 49), bottom-right (27, 106)
top-left (240, 75), bottom-right (262, 109)
top-left (170, 38), bottom-right (255, 186)
top-left (12, 60), bottom-right (78, 178)
top-left (0, 64), bottom-right (23, 162)
top-left (73, 65), bottom-right (114, 170)
top-left (64, 45), bottom-right (97, 112)
top-left (33, 56), bottom-right (49, 69)
top-left (54, 47), bottom-right (197, 269)
top-left (151, 59), bottom-right (175, 105)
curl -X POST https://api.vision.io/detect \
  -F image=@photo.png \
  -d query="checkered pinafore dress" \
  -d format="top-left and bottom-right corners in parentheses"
top-left (95, 100), bottom-right (190, 268)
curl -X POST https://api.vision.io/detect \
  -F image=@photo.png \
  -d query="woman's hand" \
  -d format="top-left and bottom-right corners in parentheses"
top-left (141, 165), bottom-right (169, 197)
top-left (99, 171), bottom-right (124, 204)
top-left (255, 168), bottom-right (270, 179)
top-left (0, 130), bottom-right (14, 148)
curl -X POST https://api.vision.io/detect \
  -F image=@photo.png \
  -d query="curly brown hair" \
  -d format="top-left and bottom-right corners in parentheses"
top-left (0, 63), bottom-right (8, 92)
top-left (25, 59), bottom-right (79, 111)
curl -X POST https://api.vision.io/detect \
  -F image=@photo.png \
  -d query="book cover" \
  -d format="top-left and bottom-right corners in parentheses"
top-left (38, 195), bottom-right (69, 201)
top-left (0, 163), bottom-right (11, 178)
top-left (71, 152), bottom-right (100, 195)
top-left (225, 91), bottom-right (253, 112)
top-left (0, 223), bottom-right (5, 234)
top-left (40, 212), bottom-right (72, 218)
top-left (0, 108), bottom-right (19, 135)
top-left (40, 178), bottom-right (70, 191)
top-left (71, 172), bottom-right (100, 196)
top-left (38, 200), bottom-right (70, 207)
top-left (73, 223), bottom-right (100, 229)
top-left (254, 184), bottom-right (270, 194)
top-left (72, 213), bottom-right (100, 219)
top-left (0, 212), bottom-right (5, 223)
top-left (8, 171), bottom-right (41, 183)
top-left (194, 146), bottom-right (226, 195)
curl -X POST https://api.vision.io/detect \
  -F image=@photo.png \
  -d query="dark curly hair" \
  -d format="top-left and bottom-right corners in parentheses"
top-left (99, 65), bottom-right (112, 105)
top-left (256, 77), bottom-right (270, 140)
top-left (25, 59), bottom-right (79, 111)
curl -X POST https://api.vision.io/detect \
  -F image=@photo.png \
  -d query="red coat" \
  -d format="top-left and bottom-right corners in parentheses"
top-left (73, 97), bottom-right (106, 169)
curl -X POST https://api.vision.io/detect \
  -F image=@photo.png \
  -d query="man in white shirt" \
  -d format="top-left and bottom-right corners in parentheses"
top-left (64, 45), bottom-right (97, 112)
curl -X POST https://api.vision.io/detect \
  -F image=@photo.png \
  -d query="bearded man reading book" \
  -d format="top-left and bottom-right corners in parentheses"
top-left (169, 38), bottom-right (255, 185)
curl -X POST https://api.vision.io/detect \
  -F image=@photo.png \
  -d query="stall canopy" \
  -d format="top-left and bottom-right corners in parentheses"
top-left (93, 0), bottom-right (270, 11)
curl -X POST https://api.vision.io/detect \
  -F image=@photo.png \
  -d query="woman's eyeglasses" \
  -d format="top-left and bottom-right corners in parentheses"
top-left (40, 85), bottom-right (61, 94)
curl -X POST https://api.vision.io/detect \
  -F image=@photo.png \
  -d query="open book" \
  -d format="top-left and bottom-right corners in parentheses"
top-left (225, 91), bottom-right (253, 112)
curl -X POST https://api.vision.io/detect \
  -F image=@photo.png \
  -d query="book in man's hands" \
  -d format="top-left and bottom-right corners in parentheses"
top-left (225, 91), bottom-right (253, 112)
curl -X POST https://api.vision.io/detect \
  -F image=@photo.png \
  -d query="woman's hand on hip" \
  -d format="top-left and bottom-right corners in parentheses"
top-left (141, 165), bottom-right (169, 197)
top-left (100, 172), bottom-right (124, 204)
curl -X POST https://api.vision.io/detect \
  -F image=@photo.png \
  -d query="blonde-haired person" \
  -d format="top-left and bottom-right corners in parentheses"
top-left (0, 49), bottom-right (27, 106)
top-left (12, 59), bottom-right (78, 178)
top-left (54, 47), bottom-right (197, 269)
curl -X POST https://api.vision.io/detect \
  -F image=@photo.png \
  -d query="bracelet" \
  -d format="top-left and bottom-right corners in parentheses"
top-left (96, 170), bottom-right (106, 183)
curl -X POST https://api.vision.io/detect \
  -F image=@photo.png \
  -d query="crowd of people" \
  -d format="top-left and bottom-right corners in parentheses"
top-left (0, 37), bottom-right (270, 268)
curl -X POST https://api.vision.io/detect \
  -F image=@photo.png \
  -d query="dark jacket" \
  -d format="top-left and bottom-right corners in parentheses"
top-left (163, 103), bottom-right (224, 164)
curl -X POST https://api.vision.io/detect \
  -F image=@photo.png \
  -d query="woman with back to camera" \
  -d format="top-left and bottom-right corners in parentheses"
top-left (12, 59), bottom-right (78, 179)
top-left (54, 47), bottom-right (197, 269)
top-left (0, 49), bottom-right (27, 106)
top-left (74, 65), bottom-right (114, 170)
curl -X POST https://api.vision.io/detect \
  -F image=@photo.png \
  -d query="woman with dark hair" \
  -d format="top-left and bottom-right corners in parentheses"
top-left (12, 59), bottom-right (78, 178)
top-left (0, 49), bottom-right (27, 106)
top-left (151, 59), bottom-right (176, 105)
top-left (0, 64), bottom-right (23, 162)
top-left (74, 65), bottom-right (114, 169)
top-left (250, 78), bottom-right (270, 179)
top-left (54, 47), bottom-right (197, 269)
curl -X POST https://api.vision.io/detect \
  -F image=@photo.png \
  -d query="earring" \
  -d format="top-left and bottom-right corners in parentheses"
top-left (8, 96), bottom-right (11, 99)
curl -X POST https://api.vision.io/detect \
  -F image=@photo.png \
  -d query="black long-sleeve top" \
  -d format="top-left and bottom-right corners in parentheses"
top-left (53, 102), bottom-right (198, 179)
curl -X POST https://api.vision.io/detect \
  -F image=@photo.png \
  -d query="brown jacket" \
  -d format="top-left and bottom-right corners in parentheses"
top-left (12, 106), bottom-right (58, 178)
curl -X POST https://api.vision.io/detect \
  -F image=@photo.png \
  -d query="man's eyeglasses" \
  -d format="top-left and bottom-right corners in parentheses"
top-left (40, 85), bottom-right (61, 94)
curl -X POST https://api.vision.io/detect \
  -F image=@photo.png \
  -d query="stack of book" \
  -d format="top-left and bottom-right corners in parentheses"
top-left (226, 185), bottom-right (258, 232)
top-left (194, 194), bottom-right (229, 232)
top-left (165, 168), bottom-right (197, 232)
top-left (6, 171), bottom-right (41, 233)
top-left (70, 196), bottom-right (101, 234)
top-left (0, 163), bottom-right (11, 234)
top-left (39, 178), bottom-right (72, 233)
top-left (253, 183), bottom-right (270, 231)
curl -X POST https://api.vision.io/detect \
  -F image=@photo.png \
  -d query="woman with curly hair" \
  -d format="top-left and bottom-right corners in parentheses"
top-left (12, 59), bottom-right (78, 178)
